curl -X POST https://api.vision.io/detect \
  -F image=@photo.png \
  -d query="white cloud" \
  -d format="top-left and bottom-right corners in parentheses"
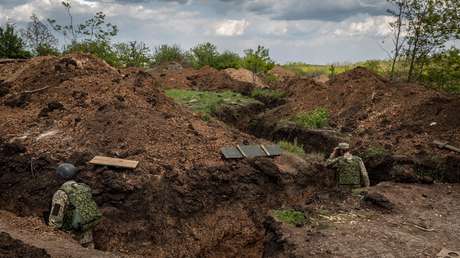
top-left (334, 15), bottom-right (394, 37)
top-left (215, 19), bottom-right (249, 36)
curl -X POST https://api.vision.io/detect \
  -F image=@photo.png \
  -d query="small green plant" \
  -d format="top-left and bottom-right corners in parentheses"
top-left (292, 107), bottom-right (329, 129)
top-left (153, 44), bottom-right (184, 65)
top-left (278, 140), bottom-right (305, 156)
top-left (272, 209), bottom-right (306, 226)
top-left (362, 146), bottom-right (389, 159)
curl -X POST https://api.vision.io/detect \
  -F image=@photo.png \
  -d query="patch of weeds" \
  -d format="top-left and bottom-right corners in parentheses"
top-left (415, 155), bottom-right (446, 181)
top-left (291, 107), bottom-right (329, 129)
top-left (362, 146), bottom-right (389, 159)
top-left (278, 139), bottom-right (305, 156)
top-left (272, 209), bottom-right (306, 226)
top-left (165, 89), bottom-right (259, 117)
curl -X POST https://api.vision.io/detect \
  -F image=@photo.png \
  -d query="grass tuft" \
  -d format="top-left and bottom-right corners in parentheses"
top-left (272, 209), bottom-right (306, 226)
top-left (278, 140), bottom-right (305, 156)
top-left (291, 107), bottom-right (329, 129)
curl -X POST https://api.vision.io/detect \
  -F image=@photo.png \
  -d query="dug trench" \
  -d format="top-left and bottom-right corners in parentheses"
top-left (0, 139), bottom-right (335, 257)
top-left (211, 70), bottom-right (460, 186)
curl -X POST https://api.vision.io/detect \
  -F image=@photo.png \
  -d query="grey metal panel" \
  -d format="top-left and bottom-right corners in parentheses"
top-left (262, 144), bottom-right (282, 156)
top-left (221, 147), bottom-right (244, 159)
top-left (238, 145), bottom-right (267, 158)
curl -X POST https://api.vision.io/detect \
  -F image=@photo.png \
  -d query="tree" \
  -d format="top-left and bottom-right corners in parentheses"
top-left (404, 0), bottom-right (460, 81)
top-left (0, 23), bottom-right (31, 58)
top-left (386, 0), bottom-right (460, 82)
top-left (153, 44), bottom-right (184, 65)
top-left (114, 41), bottom-right (151, 67)
top-left (424, 48), bottom-right (460, 93)
top-left (48, 1), bottom-right (118, 44)
top-left (387, 0), bottom-right (407, 80)
top-left (22, 14), bottom-right (58, 56)
top-left (187, 42), bottom-right (219, 68)
top-left (241, 46), bottom-right (275, 85)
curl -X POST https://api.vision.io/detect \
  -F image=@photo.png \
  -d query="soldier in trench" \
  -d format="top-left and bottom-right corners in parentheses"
top-left (327, 143), bottom-right (370, 191)
top-left (48, 164), bottom-right (102, 248)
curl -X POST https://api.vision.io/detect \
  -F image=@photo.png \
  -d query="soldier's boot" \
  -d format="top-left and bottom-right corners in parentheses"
top-left (78, 230), bottom-right (94, 249)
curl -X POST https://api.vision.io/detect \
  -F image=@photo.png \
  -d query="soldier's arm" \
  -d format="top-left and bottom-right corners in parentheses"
top-left (357, 157), bottom-right (370, 187)
top-left (326, 157), bottom-right (339, 167)
top-left (49, 190), bottom-right (68, 228)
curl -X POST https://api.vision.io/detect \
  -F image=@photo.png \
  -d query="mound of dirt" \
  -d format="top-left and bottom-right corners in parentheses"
top-left (269, 66), bottom-right (296, 81)
top-left (224, 68), bottom-right (266, 88)
top-left (258, 67), bottom-right (460, 157)
top-left (0, 232), bottom-right (50, 258)
top-left (0, 54), bottom-right (333, 257)
top-left (149, 65), bottom-right (255, 94)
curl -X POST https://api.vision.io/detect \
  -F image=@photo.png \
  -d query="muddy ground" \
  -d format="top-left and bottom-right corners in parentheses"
top-left (1, 55), bottom-right (459, 258)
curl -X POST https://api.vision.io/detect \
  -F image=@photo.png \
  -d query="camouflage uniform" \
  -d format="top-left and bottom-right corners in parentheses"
top-left (327, 153), bottom-right (370, 191)
top-left (49, 181), bottom-right (102, 247)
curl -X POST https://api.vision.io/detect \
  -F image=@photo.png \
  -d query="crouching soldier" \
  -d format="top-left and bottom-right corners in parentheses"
top-left (49, 164), bottom-right (102, 248)
top-left (327, 143), bottom-right (370, 191)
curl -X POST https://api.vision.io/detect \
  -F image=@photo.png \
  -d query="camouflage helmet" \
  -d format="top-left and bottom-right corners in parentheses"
top-left (56, 163), bottom-right (78, 179)
top-left (337, 143), bottom-right (350, 150)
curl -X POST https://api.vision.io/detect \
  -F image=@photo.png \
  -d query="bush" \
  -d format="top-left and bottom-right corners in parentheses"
top-left (362, 146), bottom-right (389, 159)
top-left (153, 44), bottom-right (184, 65)
top-left (113, 41), bottom-right (151, 67)
top-left (278, 140), bottom-right (305, 156)
top-left (292, 107), bottom-right (329, 129)
top-left (272, 209), bottom-right (306, 226)
top-left (187, 42), bottom-right (219, 69)
top-left (424, 48), bottom-right (460, 93)
top-left (65, 40), bottom-right (119, 66)
top-left (214, 51), bottom-right (242, 70)
top-left (0, 23), bottom-right (31, 58)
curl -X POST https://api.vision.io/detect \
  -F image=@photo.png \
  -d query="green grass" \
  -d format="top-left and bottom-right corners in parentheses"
top-left (362, 146), bottom-right (389, 159)
top-left (278, 140), bottom-right (305, 156)
top-left (272, 209), bottom-right (306, 226)
top-left (250, 88), bottom-right (287, 100)
top-left (165, 89), bottom-right (259, 116)
top-left (291, 107), bottom-right (329, 129)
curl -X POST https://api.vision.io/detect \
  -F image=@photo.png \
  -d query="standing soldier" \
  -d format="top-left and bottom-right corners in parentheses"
top-left (48, 164), bottom-right (102, 248)
top-left (327, 143), bottom-right (370, 191)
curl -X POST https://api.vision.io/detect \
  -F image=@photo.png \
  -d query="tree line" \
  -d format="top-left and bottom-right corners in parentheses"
top-left (0, 1), bottom-right (275, 80)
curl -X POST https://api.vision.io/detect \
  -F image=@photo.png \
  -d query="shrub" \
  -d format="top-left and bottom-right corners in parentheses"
top-left (214, 51), bottom-right (242, 70)
top-left (362, 146), bottom-right (389, 159)
top-left (153, 44), bottom-right (184, 65)
top-left (292, 107), bottom-right (329, 129)
top-left (0, 23), bottom-right (31, 58)
top-left (272, 209), bottom-right (306, 226)
top-left (113, 41), bottom-right (151, 67)
top-left (278, 140), bottom-right (305, 156)
top-left (65, 40), bottom-right (119, 66)
top-left (424, 48), bottom-right (460, 94)
top-left (187, 42), bottom-right (219, 69)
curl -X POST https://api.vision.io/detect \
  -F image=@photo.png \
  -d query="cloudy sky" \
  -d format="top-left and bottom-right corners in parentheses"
top-left (1, 0), bottom-right (400, 64)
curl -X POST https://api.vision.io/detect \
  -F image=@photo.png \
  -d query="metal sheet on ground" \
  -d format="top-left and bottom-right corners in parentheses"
top-left (221, 147), bottom-right (244, 159)
top-left (262, 144), bottom-right (282, 156)
top-left (238, 145), bottom-right (267, 158)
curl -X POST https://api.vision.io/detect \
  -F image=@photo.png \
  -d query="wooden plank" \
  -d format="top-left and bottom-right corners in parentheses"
top-left (433, 140), bottom-right (460, 153)
top-left (89, 156), bottom-right (139, 169)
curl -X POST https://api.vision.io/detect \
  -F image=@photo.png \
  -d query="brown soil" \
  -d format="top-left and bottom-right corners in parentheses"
top-left (270, 67), bottom-right (460, 156)
top-left (2, 55), bottom-right (460, 258)
top-left (0, 54), bottom-right (331, 257)
top-left (149, 65), bottom-right (254, 94)
top-left (224, 68), bottom-right (266, 88)
top-left (266, 182), bottom-right (460, 258)
top-left (0, 231), bottom-right (50, 258)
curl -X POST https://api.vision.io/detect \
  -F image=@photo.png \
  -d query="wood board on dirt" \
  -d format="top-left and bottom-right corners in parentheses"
top-left (89, 156), bottom-right (139, 169)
